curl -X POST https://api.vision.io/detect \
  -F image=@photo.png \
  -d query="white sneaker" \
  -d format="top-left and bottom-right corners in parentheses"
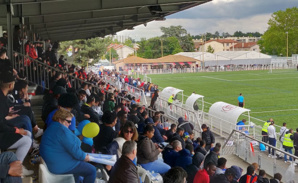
top-left (268, 154), bottom-right (271, 157)
top-left (32, 140), bottom-right (39, 149)
top-left (22, 166), bottom-right (34, 176)
top-left (272, 155), bottom-right (277, 159)
top-left (34, 128), bottom-right (43, 138)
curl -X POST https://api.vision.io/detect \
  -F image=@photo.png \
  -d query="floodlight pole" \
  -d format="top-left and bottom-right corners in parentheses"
top-left (286, 32), bottom-right (288, 62)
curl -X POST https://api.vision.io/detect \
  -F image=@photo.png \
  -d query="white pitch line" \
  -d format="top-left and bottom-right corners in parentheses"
top-left (201, 76), bottom-right (231, 81)
top-left (251, 109), bottom-right (298, 114)
top-left (234, 77), bottom-right (298, 81)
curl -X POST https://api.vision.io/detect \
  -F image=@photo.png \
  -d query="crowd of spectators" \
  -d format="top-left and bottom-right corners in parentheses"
top-left (0, 33), bottom-right (295, 183)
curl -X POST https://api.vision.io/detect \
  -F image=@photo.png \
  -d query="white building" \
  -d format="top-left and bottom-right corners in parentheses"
top-left (224, 36), bottom-right (261, 43)
top-left (232, 42), bottom-right (260, 52)
top-left (199, 39), bottom-right (238, 53)
top-left (107, 44), bottom-right (135, 60)
top-left (177, 51), bottom-right (271, 66)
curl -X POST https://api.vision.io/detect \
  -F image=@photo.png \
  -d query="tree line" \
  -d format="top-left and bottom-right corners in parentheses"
top-left (58, 7), bottom-right (298, 64)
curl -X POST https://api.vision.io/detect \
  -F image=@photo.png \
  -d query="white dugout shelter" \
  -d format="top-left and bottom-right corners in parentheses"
top-left (208, 102), bottom-right (251, 136)
top-left (160, 87), bottom-right (184, 103)
top-left (184, 93), bottom-right (204, 112)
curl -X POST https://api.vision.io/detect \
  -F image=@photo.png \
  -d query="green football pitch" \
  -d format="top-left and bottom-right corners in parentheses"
top-left (146, 69), bottom-right (298, 129)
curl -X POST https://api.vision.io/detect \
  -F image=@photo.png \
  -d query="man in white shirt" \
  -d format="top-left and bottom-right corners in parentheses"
top-left (267, 122), bottom-right (277, 158)
top-left (277, 123), bottom-right (288, 158)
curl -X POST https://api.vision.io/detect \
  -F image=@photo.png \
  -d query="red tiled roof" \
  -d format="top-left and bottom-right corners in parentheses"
top-left (194, 42), bottom-right (203, 49)
top-left (206, 39), bottom-right (238, 44)
top-left (233, 42), bottom-right (257, 48)
top-left (113, 55), bottom-right (199, 64)
top-left (107, 43), bottom-right (124, 50)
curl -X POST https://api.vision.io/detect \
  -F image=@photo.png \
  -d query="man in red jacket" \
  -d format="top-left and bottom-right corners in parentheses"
top-left (194, 162), bottom-right (216, 183)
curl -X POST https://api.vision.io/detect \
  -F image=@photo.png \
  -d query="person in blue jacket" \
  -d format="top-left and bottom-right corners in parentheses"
top-left (40, 108), bottom-right (96, 183)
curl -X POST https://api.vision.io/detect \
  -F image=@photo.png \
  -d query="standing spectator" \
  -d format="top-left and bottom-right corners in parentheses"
top-left (267, 121), bottom-right (277, 158)
top-left (283, 129), bottom-right (294, 163)
top-left (150, 89), bottom-right (159, 109)
top-left (137, 125), bottom-right (170, 174)
top-left (201, 124), bottom-right (215, 151)
top-left (163, 167), bottom-right (187, 183)
top-left (269, 173), bottom-right (282, 183)
top-left (237, 93), bottom-right (244, 108)
top-left (168, 94), bottom-right (175, 105)
top-left (278, 122), bottom-right (287, 157)
top-left (193, 162), bottom-right (216, 183)
top-left (108, 141), bottom-right (140, 183)
top-left (294, 128), bottom-right (298, 157)
top-left (261, 118), bottom-right (273, 143)
top-left (239, 165), bottom-right (257, 183)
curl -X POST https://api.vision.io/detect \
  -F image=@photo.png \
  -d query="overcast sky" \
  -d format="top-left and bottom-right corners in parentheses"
top-left (117, 0), bottom-right (297, 40)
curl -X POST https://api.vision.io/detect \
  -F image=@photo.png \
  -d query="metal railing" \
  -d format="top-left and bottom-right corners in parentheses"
top-left (155, 97), bottom-right (203, 134)
top-left (223, 130), bottom-right (298, 182)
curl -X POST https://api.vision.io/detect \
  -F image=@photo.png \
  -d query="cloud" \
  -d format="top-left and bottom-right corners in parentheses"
top-left (117, 14), bottom-right (271, 40)
top-left (169, 0), bottom-right (297, 19)
top-left (116, 0), bottom-right (297, 40)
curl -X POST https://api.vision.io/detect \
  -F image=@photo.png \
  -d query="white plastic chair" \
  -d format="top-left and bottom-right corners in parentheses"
top-left (39, 162), bottom-right (75, 183)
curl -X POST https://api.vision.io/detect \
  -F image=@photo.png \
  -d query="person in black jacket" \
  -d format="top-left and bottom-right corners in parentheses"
top-left (109, 141), bottom-right (140, 183)
top-left (178, 117), bottom-right (194, 134)
top-left (81, 95), bottom-right (100, 124)
top-left (170, 127), bottom-right (186, 149)
top-left (195, 140), bottom-right (207, 155)
top-left (269, 173), bottom-right (282, 183)
top-left (0, 71), bottom-right (33, 175)
top-left (165, 124), bottom-right (177, 142)
top-left (185, 152), bottom-right (204, 183)
top-left (204, 147), bottom-right (220, 168)
top-left (201, 124), bottom-right (215, 151)
top-left (257, 170), bottom-right (269, 183)
top-left (93, 111), bottom-right (118, 153)
top-left (210, 168), bottom-right (236, 183)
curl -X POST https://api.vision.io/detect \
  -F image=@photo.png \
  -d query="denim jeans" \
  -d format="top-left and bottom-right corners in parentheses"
top-left (64, 161), bottom-right (96, 183)
top-left (140, 159), bottom-right (171, 174)
top-left (8, 115), bottom-right (32, 134)
top-left (284, 147), bottom-right (293, 161)
top-left (0, 152), bottom-right (22, 183)
top-left (268, 138), bottom-right (276, 155)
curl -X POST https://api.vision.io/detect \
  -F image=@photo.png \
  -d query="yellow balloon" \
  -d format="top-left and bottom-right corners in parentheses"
top-left (82, 122), bottom-right (100, 138)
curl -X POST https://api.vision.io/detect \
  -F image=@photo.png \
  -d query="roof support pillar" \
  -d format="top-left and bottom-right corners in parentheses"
top-left (6, 3), bottom-right (13, 59)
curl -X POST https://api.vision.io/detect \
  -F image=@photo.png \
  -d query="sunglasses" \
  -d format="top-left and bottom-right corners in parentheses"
top-left (65, 119), bottom-right (72, 124)
top-left (124, 130), bottom-right (133, 134)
